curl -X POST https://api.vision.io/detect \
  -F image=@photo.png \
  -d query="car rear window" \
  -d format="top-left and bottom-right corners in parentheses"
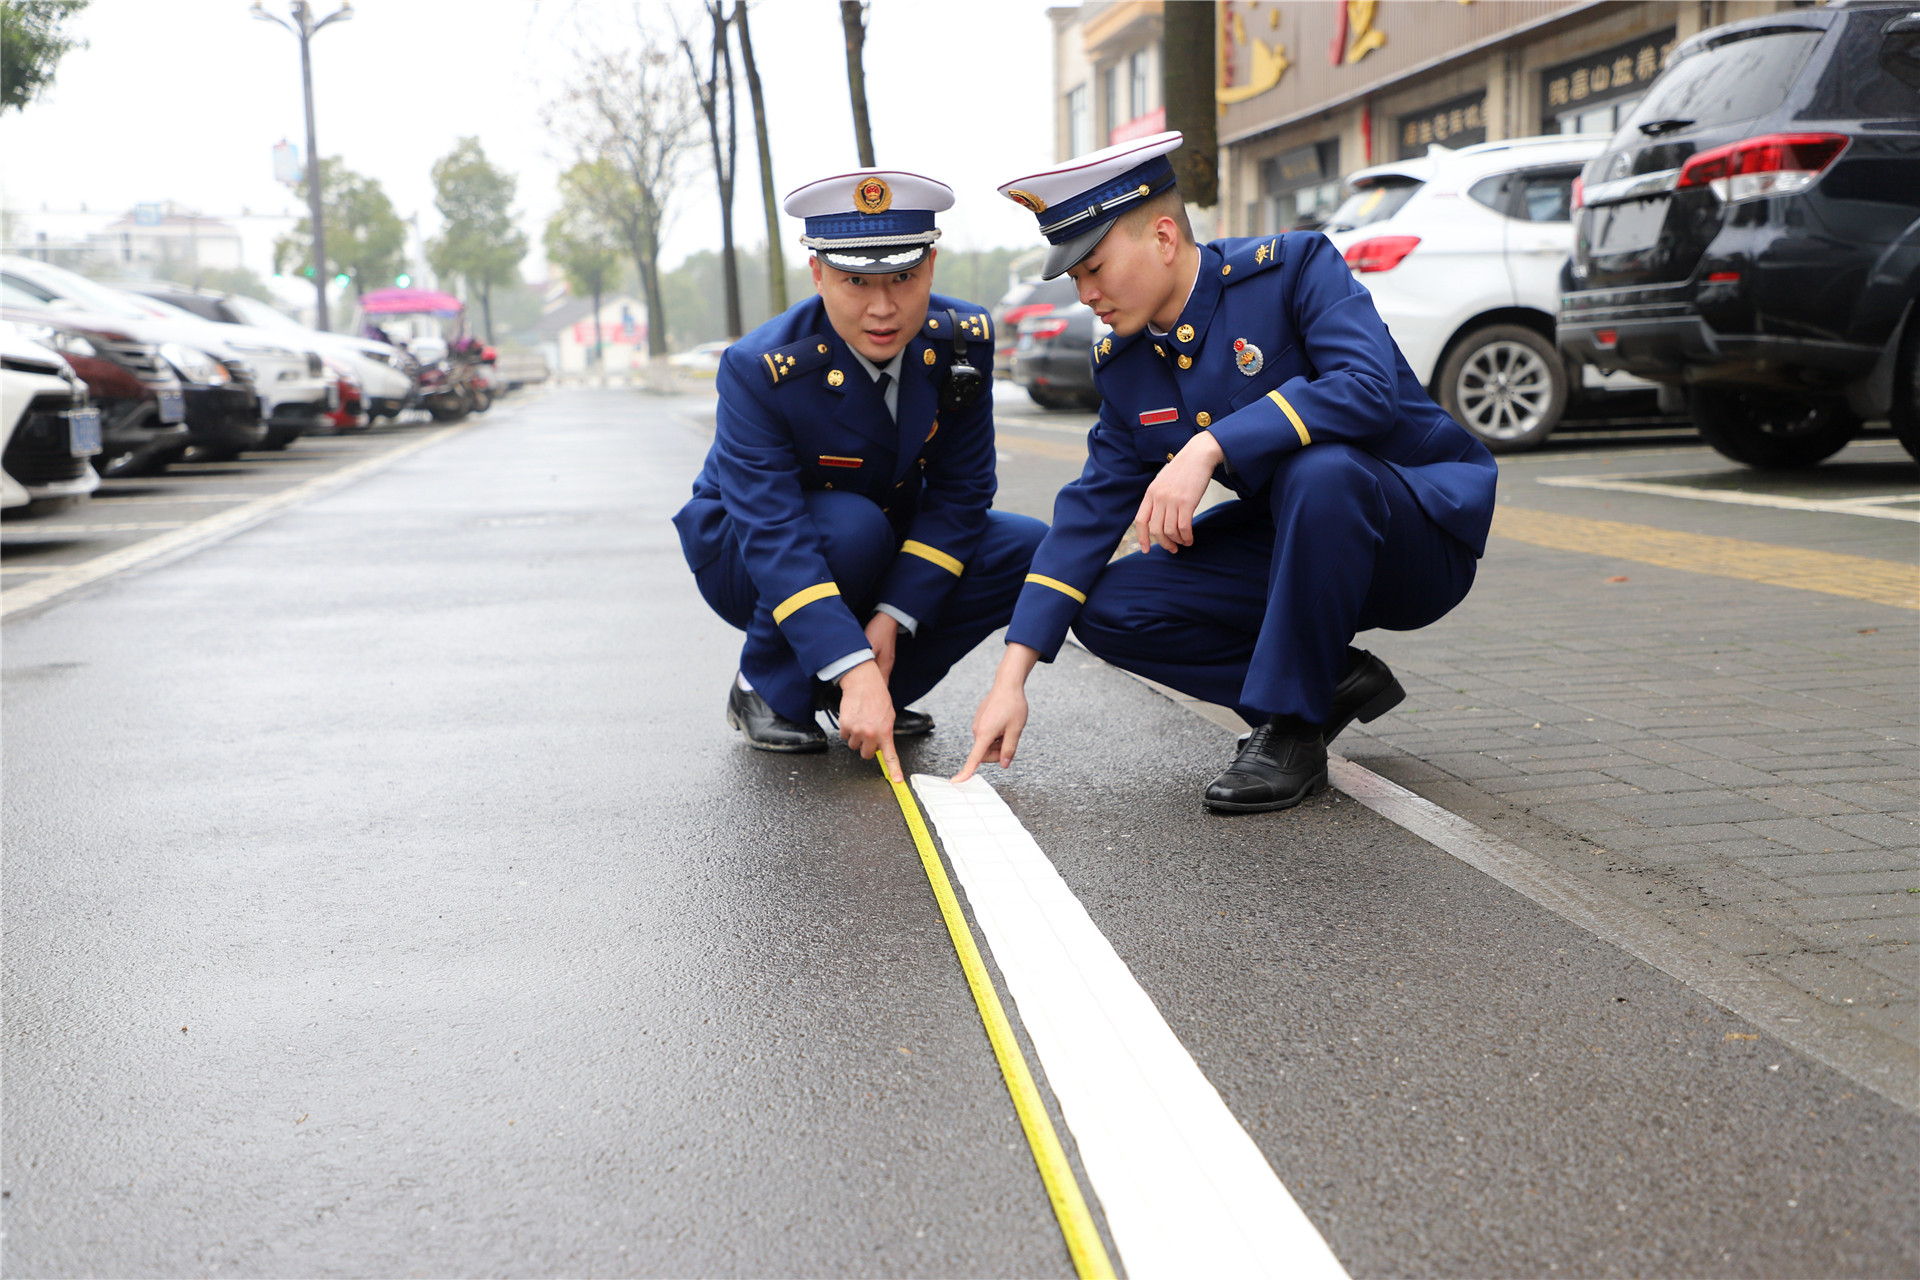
top-left (1324, 179), bottom-right (1421, 232)
top-left (1619, 27), bottom-right (1823, 134)
top-left (1800, 12), bottom-right (1920, 118)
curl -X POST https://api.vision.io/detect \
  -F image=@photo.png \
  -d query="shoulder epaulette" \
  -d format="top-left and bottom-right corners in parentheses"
top-left (1218, 235), bottom-right (1286, 285)
top-left (923, 306), bottom-right (991, 344)
top-left (758, 335), bottom-right (833, 387)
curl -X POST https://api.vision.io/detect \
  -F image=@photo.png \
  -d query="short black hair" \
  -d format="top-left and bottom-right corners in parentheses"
top-left (1114, 186), bottom-right (1193, 243)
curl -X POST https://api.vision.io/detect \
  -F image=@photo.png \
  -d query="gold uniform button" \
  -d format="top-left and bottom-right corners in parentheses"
top-left (922, 349), bottom-right (936, 365)
top-left (1196, 411), bottom-right (1213, 428)
top-left (1165, 451), bottom-right (1175, 461)
top-left (817, 343), bottom-right (828, 354)
top-left (1178, 354), bottom-right (1193, 369)
top-left (827, 369), bottom-right (845, 386)
top-left (1222, 264), bottom-right (1232, 276)
top-left (824, 481), bottom-right (834, 489)
top-left (1154, 344), bottom-right (1164, 357)
top-left (1176, 324), bottom-right (1195, 343)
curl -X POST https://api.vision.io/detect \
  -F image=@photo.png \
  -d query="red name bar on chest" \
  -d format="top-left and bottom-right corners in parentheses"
top-left (1138, 408), bottom-right (1180, 426)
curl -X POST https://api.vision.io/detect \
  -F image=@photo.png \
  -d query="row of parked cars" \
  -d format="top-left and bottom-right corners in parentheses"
top-left (1003, 2), bottom-right (1920, 470)
top-left (1, 255), bottom-right (425, 514)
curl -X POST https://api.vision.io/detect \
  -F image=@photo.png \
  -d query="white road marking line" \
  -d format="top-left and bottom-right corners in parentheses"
top-left (2, 521), bottom-right (189, 534)
top-left (1, 423), bottom-right (471, 619)
top-left (912, 773), bottom-right (1349, 1280)
top-left (1537, 473), bottom-right (1920, 522)
top-left (92, 493), bottom-right (263, 504)
top-left (1328, 754), bottom-right (1920, 1113)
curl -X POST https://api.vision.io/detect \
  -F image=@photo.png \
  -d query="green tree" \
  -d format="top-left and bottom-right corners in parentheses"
top-left (273, 157), bottom-right (407, 299)
top-left (427, 137), bottom-right (528, 342)
top-left (544, 182), bottom-right (624, 381)
top-left (1, 0), bottom-right (88, 114)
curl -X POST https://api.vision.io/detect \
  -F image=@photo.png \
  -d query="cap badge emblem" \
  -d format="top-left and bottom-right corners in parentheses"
top-left (1005, 188), bottom-right (1047, 214)
top-left (827, 369), bottom-right (845, 386)
top-left (854, 177), bottom-right (893, 214)
top-left (1175, 324), bottom-right (1195, 344)
top-left (1233, 338), bottom-right (1263, 376)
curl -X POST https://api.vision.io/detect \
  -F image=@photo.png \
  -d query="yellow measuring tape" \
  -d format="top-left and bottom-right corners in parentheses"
top-left (882, 766), bottom-right (1116, 1280)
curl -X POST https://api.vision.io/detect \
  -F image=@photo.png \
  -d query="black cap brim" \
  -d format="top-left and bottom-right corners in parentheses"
top-left (1040, 218), bottom-right (1118, 280)
top-left (815, 244), bottom-right (933, 275)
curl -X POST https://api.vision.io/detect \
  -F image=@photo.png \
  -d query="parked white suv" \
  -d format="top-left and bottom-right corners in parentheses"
top-left (1321, 135), bottom-right (1645, 451)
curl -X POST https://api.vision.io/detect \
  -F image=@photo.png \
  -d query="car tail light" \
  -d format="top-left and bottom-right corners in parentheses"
top-left (1343, 235), bottom-right (1421, 273)
top-left (1571, 175), bottom-right (1584, 211)
top-left (1676, 133), bottom-right (1849, 204)
top-left (1594, 329), bottom-right (1618, 348)
top-left (1003, 303), bottom-right (1056, 329)
top-left (1023, 317), bottom-right (1071, 339)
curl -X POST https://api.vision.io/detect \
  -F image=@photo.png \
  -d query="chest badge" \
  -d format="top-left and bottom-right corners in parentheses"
top-left (1139, 408), bottom-right (1180, 426)
top-left (1233, 338), bottom-right (1264, 377)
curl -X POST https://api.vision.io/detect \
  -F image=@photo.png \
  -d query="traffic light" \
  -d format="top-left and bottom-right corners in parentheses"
top-left (333, 273), bottom-right (351, 288)
top-left (395, 273), bottom-right (412, 288)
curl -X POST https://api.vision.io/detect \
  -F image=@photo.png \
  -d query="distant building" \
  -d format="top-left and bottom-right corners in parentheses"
top-left (88, 202), bottom-right (244, 276)
top-left (532, 292), bottom-right (652, 380)
top-left (1049, 1), bottom-right (1811, 237)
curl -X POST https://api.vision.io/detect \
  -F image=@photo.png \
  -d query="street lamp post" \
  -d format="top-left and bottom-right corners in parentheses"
top-left (251, 0), bottom-right (353, 332)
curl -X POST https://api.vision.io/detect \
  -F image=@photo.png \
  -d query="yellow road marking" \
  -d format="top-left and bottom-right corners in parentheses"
top-left (1491, 506), bottom-right (1918, 611)
top-left (882, 767), bottom-right (1115, 1280)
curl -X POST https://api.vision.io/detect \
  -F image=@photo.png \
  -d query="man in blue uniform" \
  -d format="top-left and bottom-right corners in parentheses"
top-left (957, 133), bottom-right (1497, 812)
top-left (674, 168), bottom-right (1046, 780)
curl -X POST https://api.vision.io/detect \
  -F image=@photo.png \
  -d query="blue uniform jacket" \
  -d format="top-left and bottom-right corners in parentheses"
top-left (673, 292), bottom-right (998, 677)
top-left (1007, 232), bottom-right (1499, 661)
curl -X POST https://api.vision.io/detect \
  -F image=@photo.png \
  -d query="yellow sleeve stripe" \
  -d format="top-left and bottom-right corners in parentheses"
top-left (901, 540), bottom-right (964, 576)
top-left (1024, 573), bottom-right (1087, 604)
top-left (1268, 389), bottom-right (1311, 446)
top-left (771, 582), bottom-right (841, 624)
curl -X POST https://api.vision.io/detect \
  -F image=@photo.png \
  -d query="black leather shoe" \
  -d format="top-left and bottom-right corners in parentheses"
top-left (1324, 649), bottom-right (1405, 743)
top-left (1205, 720), bottom-right (1328, 813)
top-left (726, 682), bottom-right (827, 752)
top-left (894, 708), bottom-right (934, 738)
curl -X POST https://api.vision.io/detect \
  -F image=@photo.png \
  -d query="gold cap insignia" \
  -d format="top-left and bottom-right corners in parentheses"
top-left (827, 369), bottom-right (845, 386)
top-left (1175, 324), bottom-right (1195, 344)
top-left (1005, 188), bottom-right (1047, 214)
top-left (854, 177), bottom-right (892, 214)
top-left (922, 348), bottom-right (936, 366)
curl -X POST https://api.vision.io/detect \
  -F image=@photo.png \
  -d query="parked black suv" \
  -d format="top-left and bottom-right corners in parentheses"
top-left (1558, 3), bottom-right (1920, 467)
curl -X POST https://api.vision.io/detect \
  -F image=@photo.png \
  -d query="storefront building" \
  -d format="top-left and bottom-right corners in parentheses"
top-left (1052, 2), bottom-right (1812, 237)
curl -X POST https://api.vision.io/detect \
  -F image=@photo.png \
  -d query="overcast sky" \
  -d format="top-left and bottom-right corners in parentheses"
top-left (0, 0), bottom-right (1060, 283)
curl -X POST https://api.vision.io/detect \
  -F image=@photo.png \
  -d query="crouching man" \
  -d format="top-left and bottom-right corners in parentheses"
top-left (674, 168), bottom-right (1046, 779)
top-left (959, 133), bottom-right (1497, 812)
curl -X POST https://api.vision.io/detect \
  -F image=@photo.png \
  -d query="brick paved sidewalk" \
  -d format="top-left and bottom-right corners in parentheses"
top-left (1341, 445), bottom-right (1917, 1052)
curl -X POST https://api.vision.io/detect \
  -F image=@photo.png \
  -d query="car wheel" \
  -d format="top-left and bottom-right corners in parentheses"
top-left (259, 427), bottom-right (298, 451)
top-left (1026, 387), bottom-right (1070, 410)
top-left (1891, 320), bottom-right (1919, 462)
top-left (1690, 387), bottom-right (1861, 470)
top-left (1437, 325), bottom-right (1568, 453)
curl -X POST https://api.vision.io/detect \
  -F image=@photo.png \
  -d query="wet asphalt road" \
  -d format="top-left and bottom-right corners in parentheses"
top-left (3, 388), bottom-right (1915, 1278)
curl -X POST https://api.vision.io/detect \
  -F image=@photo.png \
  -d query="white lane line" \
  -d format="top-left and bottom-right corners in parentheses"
top-left (1327, 754), bottom-right (1920, 1113)
top-left (1, 422), bottom-right (471, 620)
top-left (2, 521), bottom-right (189, 534)
top-left (912, 773), bottom-right (1349, 1280)
top-left (1537, 473), bottom-right (1920, 522)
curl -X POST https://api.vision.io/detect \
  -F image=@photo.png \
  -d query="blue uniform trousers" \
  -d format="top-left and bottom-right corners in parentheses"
top-left (694, 491), bottom-right (1047, 724)
top-left (1073, 443), bottom-right (1476, 726)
